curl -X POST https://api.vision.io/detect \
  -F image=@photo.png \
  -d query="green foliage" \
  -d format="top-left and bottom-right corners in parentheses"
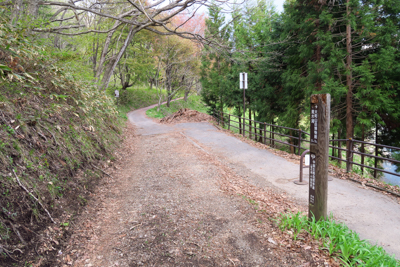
top-left (200, 0), bottom-right (400, 152)
top-left (278, 212), bottom-right (400, 266)
top-left (107, 85), bottom-right (166, 119)
top-left (200, 2), bottom-right (232, 113)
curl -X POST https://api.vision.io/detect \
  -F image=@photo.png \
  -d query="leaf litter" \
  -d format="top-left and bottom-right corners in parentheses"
top-left (56, 121), bottom-right (341, 267)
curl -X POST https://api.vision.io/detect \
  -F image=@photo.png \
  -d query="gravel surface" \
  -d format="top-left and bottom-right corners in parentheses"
top-left (57, 101), bottom-right (400, 267)
top-left (58, 121), bottom-right (331, 266)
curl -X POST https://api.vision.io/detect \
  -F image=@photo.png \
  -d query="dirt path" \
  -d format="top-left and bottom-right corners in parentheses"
top-left (58, 119), bottom-right (331, 266)
top-left (166, 123), bottom-right (400, 258)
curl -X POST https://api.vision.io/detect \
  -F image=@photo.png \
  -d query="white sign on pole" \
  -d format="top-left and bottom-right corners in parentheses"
top-left (115, 90), bottom-right (119, 98)
top-left (239, 72), bottom-right (248, 89)
top-left (305, 154), bottom-right (310, 166)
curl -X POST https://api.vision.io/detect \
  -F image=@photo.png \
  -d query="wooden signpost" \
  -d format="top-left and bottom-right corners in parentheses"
top-left (309, 94), bottom-right (330, 221)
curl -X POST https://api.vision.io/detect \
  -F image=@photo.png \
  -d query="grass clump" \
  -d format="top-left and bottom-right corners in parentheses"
top-left (278, 212), bottom-right (400, 266)
top-left (146, 95), bottom-right (207, 119)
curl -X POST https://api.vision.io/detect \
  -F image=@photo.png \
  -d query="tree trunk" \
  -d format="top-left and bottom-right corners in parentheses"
top-left (100, 25), bottom-right (136, 91)
top-left (167, 94), bottom-right (172, 107)
top-left (165, 64), bottom-right (172, 107)
top-left (28, 0), bottom-right (39, 17)
top-left (316, 44), bottom-right (322, 91)
top-left (11, 0), bottom-right (23, 24)
top-left (149, 78), bottom-right (154, 90)
top-left (93, 32), bottom-right (100, 76)
top-left (346, 0), bottom-right (354, 171)
top-left (95, 21), bottom-right (121, 83)
top-left (290, 130), bottom-right (294, 154)
top-left (53, 9), bottom-right (67, 49)
top-left (184, 90), bottom-right (190, 101)
top-left (315, 19), bottom-right (322, 91)
top-left (220, 106), bottom-right (224, 127)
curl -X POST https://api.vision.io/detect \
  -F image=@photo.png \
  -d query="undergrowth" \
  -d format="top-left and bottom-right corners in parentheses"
top-left (277, 212), bottom-right (400, 266)
top-left (146, 95), bottom-right (207, 118)
top-left (106, 85), bottom-right (166, 119)
top-left (0, 18), bottom-right (122, 265)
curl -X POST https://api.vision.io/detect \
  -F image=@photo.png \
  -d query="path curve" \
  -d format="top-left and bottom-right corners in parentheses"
top-left (129, 105), bottom-right (400, 259)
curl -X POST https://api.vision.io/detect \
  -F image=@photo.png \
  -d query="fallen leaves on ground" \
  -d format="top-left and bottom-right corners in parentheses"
top-left (160, 108), bottom-right (215, 124)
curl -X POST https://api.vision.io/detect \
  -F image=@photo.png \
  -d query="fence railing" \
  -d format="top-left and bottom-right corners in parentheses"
top-left (213, 110), bottom-right (400, 180)
top-left (213, 110), bottom-right (309, 155)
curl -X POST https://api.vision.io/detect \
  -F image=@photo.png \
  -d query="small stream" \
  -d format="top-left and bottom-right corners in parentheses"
top-left (382, 161), bottom-right (400, 187)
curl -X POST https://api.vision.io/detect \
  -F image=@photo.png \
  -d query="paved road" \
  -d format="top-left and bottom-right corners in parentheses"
top-left (128, 105), bottom-right (400, 259)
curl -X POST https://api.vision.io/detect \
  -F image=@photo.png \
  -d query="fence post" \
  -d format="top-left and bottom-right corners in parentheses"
top-left (254, 111), bottom-right (257, 139)
top-left (346, 138), bottom-right (353, 173)
top-left (374, 146), bottom-right (378, 178)
top-left (271, 125), bottom-right (274, 146)
top-left (263, 123), bottom-right (267, 144)
top-left (374, 145), bottom-right (378, 178)
top-left (243, 117), bottom-right (245, 137)
top-left (361, 125), bottom-right (365, 175)
top-left (239, 109), bottom-right (242, 135)
top-left (309, 94), bottom-right (330, 221)
top-left (249, 111), bottom-right (252, 140)
top-left (228, 114), bottom-right (231, 130)
top-left (338, 129), bottom-right (342, 167)
top-left (298, 129), bottom-right (302, 155)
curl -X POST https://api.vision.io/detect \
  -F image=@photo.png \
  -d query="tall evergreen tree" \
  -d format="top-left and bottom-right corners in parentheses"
top-left (200, 2), bottom-right (231, 114)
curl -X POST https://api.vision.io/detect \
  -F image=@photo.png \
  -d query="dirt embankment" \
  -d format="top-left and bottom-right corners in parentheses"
top-left (0, 25), bottom-right (122, 266)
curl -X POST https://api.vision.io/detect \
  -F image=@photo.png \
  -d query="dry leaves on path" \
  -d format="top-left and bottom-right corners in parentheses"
top-left (160, 108), bottom-right (215, 124)
top-left (57, 122), bottom-right (336, 266)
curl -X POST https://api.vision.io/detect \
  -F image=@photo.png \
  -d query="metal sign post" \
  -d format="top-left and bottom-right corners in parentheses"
top-left (114, 90), bottom-right (120, 104)
top-left (309, 94), bottom-right (330, 221)
top-left (240, 73), bottom-right (248, 137)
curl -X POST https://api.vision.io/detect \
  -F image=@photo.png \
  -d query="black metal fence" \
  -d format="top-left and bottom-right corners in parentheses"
top-left (213, 110), bottom-right (400, 179)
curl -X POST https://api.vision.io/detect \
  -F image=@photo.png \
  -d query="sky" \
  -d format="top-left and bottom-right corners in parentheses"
top-left (273, 0), bottom-right (285, 13)
top-left (197, 0), bottom-right (285, 18)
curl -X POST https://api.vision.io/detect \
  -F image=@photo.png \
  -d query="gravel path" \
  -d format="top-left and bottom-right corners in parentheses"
top-left (129, 105), bottom-right (400, 259)
top-left (59, 103), bottom-right (400, 267)
top-left (62, 123), bottom-right (321, 266)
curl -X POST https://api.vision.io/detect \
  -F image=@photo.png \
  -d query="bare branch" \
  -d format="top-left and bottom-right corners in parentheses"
top-left (34, 24), bottom-right (86, 32)
top-left (40, 1), bottom-right (141, 25)
top-left (13, 170), bottom-right (56, 224)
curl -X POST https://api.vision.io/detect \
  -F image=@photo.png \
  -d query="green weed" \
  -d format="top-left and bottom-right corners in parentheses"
top-left (277, 212), bottom-right (400, 266)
